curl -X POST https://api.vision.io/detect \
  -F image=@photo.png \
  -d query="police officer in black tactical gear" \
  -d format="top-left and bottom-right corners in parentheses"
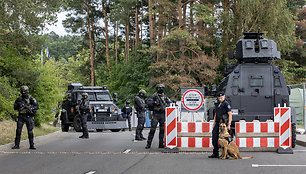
top-left (146, 84), bottom-right (171, 149)
top-left (208, 91), bottom-right (232, 158)
top-left (12, 86), bottom-right (39, 150)
top-left (134, 89), bottom-right (147, 140)
top-left (122, 100), bottom-right (133, 131)
top-left (78, 92), bottom-right (90, 139)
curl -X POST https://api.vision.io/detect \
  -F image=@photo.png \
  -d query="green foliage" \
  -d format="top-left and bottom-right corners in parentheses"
top-left (60, 49), bottom-right (91, 85)
top-left (274, 59), bottom-right (306, 84)
top-left (42, 32), bottom-right (83, 61)
top-left (0, 77), bottom-right (18, 120)
top-left (0, 0), bottom-right (61, 52)
top-left (32, 58), bottom-right (66, 126)
top-left (103, 48), bottom-right (153, 107)
top-left (192, 4), bottom-right (215, 24)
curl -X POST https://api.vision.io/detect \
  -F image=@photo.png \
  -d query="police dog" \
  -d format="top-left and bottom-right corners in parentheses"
top-left (219, 123), bottom-right (252, 159)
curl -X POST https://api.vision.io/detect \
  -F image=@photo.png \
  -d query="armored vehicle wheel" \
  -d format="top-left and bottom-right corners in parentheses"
top-left (292, 123), bottom-right (296, 148)
top-left (61, 123), bottom-right (69, 132)
top-left (96, 129), bottom-right (103, 132)
top-left (73, 115), bottom-right (82, 132)
top-left (110, 129), bottom-right (121, 132)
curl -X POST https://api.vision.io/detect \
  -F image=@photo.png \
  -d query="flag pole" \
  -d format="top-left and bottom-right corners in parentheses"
top-left (41, 46), bottom-right (43, 65)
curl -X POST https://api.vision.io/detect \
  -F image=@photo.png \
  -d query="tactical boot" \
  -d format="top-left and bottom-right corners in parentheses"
top-left (145, 144), bottom-right (151, 149)
top-left (208, 154), bottom-right (219, 158)
top-left (135, 137), bottom-right (143, 141)
top-left (141, 136), bottom-right (147, 140)
top-left (29, 146), bottom-right (36, 150)
top-left (79, 135), bottom-right (84, 138)
top-left (11, 145), bottom-right (20, 149)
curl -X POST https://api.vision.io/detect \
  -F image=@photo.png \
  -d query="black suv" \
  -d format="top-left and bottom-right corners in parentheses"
top-left (60, 83), bottom-right (127, 132)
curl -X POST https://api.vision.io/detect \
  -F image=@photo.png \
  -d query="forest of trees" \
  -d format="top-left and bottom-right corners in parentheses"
top-left (0, 0), bottom-right (305, 125)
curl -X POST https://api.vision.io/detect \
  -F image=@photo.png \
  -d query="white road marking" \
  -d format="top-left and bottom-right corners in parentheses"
top-left (85, 171), bottom-right (96, 174)
top-left (252, 164), bottom-right (306, 168)
top-left (123, 149), bottom-right (131, 154)
top-left (293, 150), bottom-right (306, 152)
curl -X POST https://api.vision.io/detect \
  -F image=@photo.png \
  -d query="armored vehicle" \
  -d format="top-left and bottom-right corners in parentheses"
top-left (60, 83), bottom-right (127, 132)
top-left (208, 32), bottom-right (296, 147)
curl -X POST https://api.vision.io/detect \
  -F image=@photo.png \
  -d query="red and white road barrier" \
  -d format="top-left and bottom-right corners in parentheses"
top-left (177, 137), bottom-right (213, 148)
top-left (274, 107), bottom-right (280, 122)
top-left (165, 104), bottom-right (178, 148)
top-left (279, 105), bottom-right (291, 148)
top-left (235, 122), bottom-right (279, 133)
top-left (236, 137), bottom-right (279, 147)
top-left (177, 122), bottom-right (213, 133)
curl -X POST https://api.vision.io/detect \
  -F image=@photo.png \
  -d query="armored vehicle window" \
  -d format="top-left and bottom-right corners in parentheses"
top-left (274, 77), bottom-right (281, 87)
top-left (77, 92), bottom-right (95, 101)
top-left (250, 77), bottom-right (263, 87)
top-left (261, 40), bottom-right (268, 49)
top-left (96, 92), bottom-right (111, 101)
top-left (245, 41), bottom-right (253, 49)
top-left (232, 77), bottom-right (239, 87)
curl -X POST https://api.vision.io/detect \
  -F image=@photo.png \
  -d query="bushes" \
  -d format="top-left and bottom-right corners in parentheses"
top-left (0, 77), bottom-right (18, 120)
top-left (0, 46), bottom-right (66, 126)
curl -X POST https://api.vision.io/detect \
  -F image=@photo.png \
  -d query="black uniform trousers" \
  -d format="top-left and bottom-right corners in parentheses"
top-left (212, 121), bottom-right (220, 155)
top-left (15, 114), bottom-right (34, 147)
top-left (126, 115), bottom-right (132, 130)
top-left (136, 111), bottom-right (145, 138)
top-left (81, 113), bottom-right (89, 137)
top-left (147, 112), bottom-right (165, 146)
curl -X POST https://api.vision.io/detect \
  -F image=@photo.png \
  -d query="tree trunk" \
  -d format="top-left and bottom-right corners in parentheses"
top-left (135, 0), bottom-right (139, 48)
top-left (113, 24), bottom-right (116, 62)
top-left (178, 0), bottom-right (182, 29)
top-left (140, 0), bottom-right (143, 44)
top-left (86, 2), bottom-right (95, 86)
top-left (190, 1), bottom-right (194, 35)
top-left (183, 2), bottom-right (187, 29)
top-left (125, 20), bottom-right (130, 61)
top-left (157, 21), bottom-right (163, 62)
top-left (115, 21), bottom-right (118, 66)
top-left (149, 0), bottom-right (154, 46)
top-left (103, 4), bottom-right (111, 74)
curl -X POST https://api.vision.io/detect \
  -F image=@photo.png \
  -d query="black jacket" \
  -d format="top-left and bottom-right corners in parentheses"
top-left (14, 96), bottom-right (39, 116)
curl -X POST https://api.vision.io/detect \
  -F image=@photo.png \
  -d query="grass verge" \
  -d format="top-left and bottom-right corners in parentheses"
top-left (0, 119), bottom-right (60, 146)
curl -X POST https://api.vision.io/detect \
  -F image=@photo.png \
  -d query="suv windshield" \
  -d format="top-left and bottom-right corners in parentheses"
top-left (96, 92), bottom-right (112, 101)
top-left (77, 92), bottom-right (95, 101)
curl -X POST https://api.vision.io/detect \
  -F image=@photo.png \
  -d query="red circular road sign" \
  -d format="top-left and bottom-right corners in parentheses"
top-left (182, 89), bottom-right (204, 111)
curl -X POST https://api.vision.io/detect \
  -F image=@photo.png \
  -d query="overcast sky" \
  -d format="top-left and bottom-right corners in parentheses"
top-left (44, 12), bottom-right (69, 36)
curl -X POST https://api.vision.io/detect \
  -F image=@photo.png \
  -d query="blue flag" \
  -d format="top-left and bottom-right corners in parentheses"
top-left (44, 46), bottom-right (50, 59)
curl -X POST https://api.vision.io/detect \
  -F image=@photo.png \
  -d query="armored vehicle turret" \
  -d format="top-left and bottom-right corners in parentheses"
top-left (208, 32), bottom-right (296, 147)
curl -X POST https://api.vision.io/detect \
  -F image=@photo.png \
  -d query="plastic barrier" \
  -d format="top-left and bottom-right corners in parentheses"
top-left (235, 120), bottom-right (280, 151)
top-left (277, 104), bottom-right (293, 154)
top-left (165, 104), bottom-right (178, 148)
top-left (176, 121), bottom-right (213, 151)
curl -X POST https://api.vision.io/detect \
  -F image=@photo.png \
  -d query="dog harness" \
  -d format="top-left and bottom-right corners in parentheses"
top-left (219, 136), bottom-right (233, 143)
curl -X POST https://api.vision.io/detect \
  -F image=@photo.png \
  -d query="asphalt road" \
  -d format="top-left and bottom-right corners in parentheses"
top-left (1, 129), bottom-right (306, 174)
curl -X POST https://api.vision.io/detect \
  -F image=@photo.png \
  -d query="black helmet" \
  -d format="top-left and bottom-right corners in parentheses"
top-left (126, 100), bottom-right (130, 104)
top-left (82, 92), bottom-right (88, 98)
top-left (156, 84), bottom-right (165, 89)
top-left (20, 85), bottom-right (29, 94)
top-left (156, 84), bottom-right (165, 94)
top-left (139, 89), bottom-right (147, 96)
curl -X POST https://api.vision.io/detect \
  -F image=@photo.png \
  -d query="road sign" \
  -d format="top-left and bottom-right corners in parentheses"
top-left (182, 89), bottom-right (204, 111)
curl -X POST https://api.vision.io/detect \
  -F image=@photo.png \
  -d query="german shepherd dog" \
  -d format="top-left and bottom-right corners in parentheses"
top-left (219, 123), bottom-right (253, 159)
